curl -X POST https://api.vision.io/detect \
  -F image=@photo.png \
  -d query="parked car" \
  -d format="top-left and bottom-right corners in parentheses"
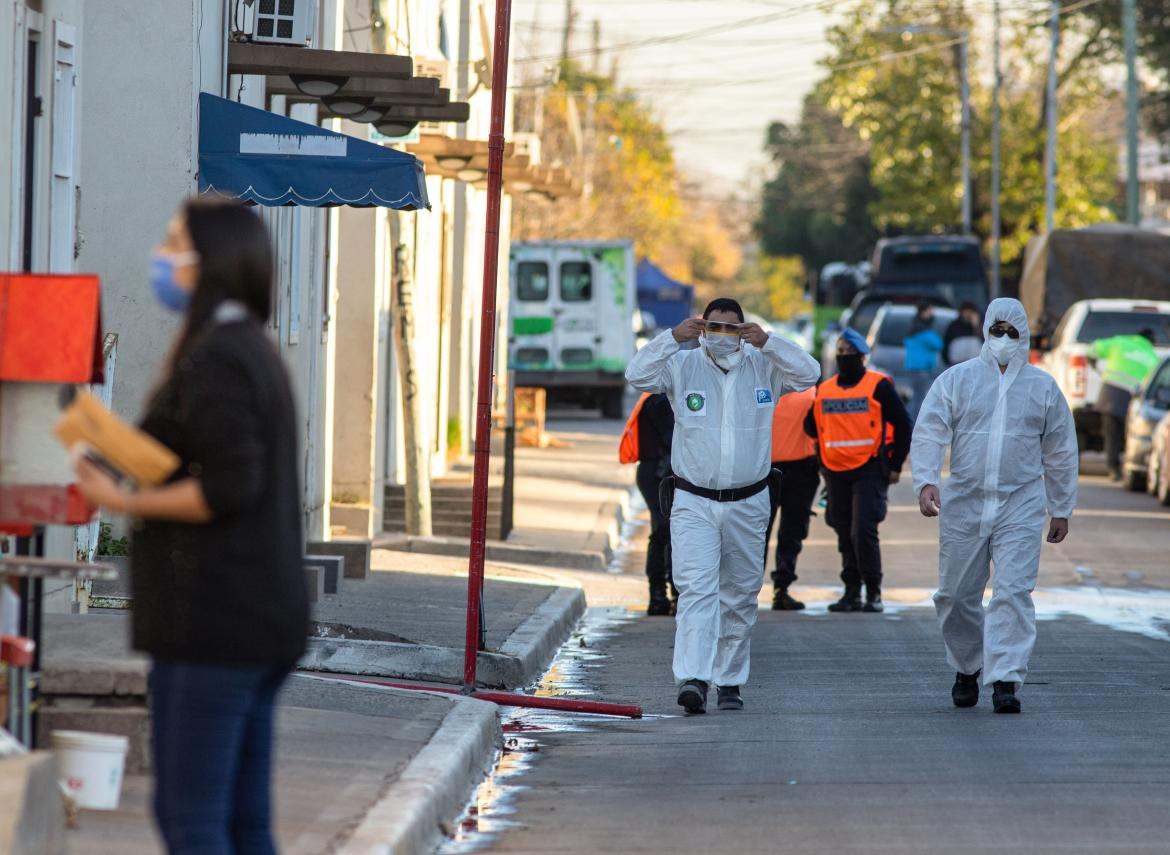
top-left (1039, 299), bottom-right (1170, 452)
top-left (869, 235), bottom-right (989, 310)
top-left (1122, 356), bottom-right (1170, 491)
top-left (866, 305), bottom-right (958, 404)
top-left (1147, 411), bottom-right (1170, 505)
top-left (821, 292), bottom-right (954, 378)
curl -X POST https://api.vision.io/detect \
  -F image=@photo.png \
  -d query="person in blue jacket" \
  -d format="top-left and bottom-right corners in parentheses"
top-left (903, 302), bottom-right (944, 423)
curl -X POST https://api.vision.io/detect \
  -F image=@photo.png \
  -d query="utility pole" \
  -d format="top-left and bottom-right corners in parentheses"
top-left (591, 19), bottom-right (601, 75)
top-left (561, 0), bottom-right (574, 64)
top-left (1045, 0), bottom-right (1059, 233)
top-left (1124, 0), bottom-right (1140, 225)
top-left (393, 241), bottom-right (433, 537)
top-left (957, 34), bottom-right (971, 235)
top-left (991, 0), bottom-right (1002, 297)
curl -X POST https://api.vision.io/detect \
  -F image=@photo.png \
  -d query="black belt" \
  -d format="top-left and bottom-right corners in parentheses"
top-left (675, 476), bottom-right (770, 503)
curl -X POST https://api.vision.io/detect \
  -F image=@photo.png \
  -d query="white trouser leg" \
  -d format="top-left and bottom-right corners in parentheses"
top-left (984, 519), bottom-right (1043, 686)
top-left (934, 531), bottom-right (991, 677)
top-left (712, 490), bottom-right (770, 687)
top-left (670, 491), bottom-right (722, 684)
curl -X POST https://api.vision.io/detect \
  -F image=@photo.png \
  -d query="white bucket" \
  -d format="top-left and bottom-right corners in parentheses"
top-left (50, 729), bottom-right (129, 810)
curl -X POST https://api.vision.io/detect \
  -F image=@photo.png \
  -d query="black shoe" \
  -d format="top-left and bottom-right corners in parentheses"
top-left (716, 685), bottom-right (743, 711)
top-left (647, 595), bottom-right (672, 616)
top-left (862, 593), bottom-right (884, 613)
top-left (952, 670), bottom-right (980, 708)
top-left (772, 591), bottom-right (806, 611)
top-left (677, 679), bottom-right (708, 715)
top-left (992, 681), bottom-right (1021, 714)
top-left (827, 590), bottom-right (863, 612)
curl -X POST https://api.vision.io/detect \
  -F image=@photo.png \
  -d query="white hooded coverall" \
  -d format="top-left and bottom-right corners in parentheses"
top-left (911, 298), bottom-right (1078, 687)
top-left (626, 330), bottom-right (820, 686)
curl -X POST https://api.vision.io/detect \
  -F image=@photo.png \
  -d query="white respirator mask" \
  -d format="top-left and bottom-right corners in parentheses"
top-left (986, 334), bottom-right (1021, 366)
top-left (701, 332), bottom-right (743, 370)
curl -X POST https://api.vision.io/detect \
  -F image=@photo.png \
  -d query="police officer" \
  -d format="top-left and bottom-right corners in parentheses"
top-left (764, 387), bottom-right (820, 611)
top-left (1090, 328), bottom-right (1158, 481)
top-left (806, 328), bottom-right (911, 613)
top-left (620, 392), bottom-right (677, 615)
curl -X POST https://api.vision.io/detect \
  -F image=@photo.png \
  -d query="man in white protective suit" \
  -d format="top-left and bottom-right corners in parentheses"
top-left (625, 298), bottom-right (820, 714)
top-left (911, 298), bottom-right (1078, 714)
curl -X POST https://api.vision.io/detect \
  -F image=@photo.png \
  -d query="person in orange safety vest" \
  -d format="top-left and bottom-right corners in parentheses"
top-left (764, 387), bottom-right (820, 611)
top-left (620, 391), bottom-right (678, 615)
top-left (805, 327), bottom-right (911, 614)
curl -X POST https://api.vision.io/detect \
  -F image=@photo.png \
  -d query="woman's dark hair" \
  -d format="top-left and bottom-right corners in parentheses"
top-left (169, 197), bottom-right (273, 370)
top-left (703, 297), bottom-right (745, 322)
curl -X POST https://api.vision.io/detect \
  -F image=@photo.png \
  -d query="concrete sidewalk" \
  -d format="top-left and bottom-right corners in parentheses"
top-left (68, 676), bottom-right (499, 855)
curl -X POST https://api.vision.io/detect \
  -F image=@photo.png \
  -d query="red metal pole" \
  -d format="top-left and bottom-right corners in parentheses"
top-left (335, 677), bottom-right (644, 719)
top-left (464, 0), bottom-right (515, 690)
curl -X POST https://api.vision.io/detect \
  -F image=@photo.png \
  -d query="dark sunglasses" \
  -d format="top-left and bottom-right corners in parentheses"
top-left (704, 321), bottom-right (742, 335)
top-left (988, 325), bottom-right (1020, 340)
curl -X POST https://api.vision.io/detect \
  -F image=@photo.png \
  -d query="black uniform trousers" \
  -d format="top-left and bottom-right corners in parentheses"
top-left (635, 457), bottom-right (674, 594)
top-left (763, 455), bottom-right (821, 589)
top-left (823, 462), bottom-right (889, 593)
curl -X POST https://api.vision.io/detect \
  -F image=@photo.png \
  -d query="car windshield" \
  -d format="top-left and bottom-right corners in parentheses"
top-left (1076, 310), bottom-right (1170, 345)
top-left (875, 310), bottom-right (956, 346)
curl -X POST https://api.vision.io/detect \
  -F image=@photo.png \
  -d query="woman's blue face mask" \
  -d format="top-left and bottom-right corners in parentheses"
top-left (149, 251), bottom-right (199, 313)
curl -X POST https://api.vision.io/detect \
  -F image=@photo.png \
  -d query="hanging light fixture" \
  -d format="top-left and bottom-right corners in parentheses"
top-left (323, 95), bottom-right (374, 117)
top-left (350, 105), bottom-right (387, 124)
top-left (437, 154), bottom-right (472, 170)
top-left (457, 167), bottom-right (486, 182)
top-left (510, 180), bottom-right (533, 192)
top-left (375, 120), bottom-right (418, 137)
top-left (290, 74), bottom-right (348, 97)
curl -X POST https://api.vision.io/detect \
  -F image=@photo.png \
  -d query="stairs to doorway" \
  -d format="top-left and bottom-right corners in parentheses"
top-left (383, 479), bottom-right (506, 539)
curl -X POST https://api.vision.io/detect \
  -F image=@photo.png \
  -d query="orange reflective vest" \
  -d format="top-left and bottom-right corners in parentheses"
top-left (771, 388), bottom-right (817, 462)
top-left (813, 370), bottom-right (893, 473)
top-left (619, 392), bottom-right (651, 464)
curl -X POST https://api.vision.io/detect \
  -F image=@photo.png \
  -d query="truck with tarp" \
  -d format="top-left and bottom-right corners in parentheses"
top-left (507, 240), bottom-right (637, 418)
top-left (1020, 225), bottom-right (1170, 340)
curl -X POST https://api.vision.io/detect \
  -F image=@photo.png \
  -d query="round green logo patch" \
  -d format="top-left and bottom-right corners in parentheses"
top-left (686, 393), bottom-right (705, 412)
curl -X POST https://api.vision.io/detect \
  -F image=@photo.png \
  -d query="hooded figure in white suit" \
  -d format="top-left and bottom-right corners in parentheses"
top-left (911, 298), bottom-right (1078, 714)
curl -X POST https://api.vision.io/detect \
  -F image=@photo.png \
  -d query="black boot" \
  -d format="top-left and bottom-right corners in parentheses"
top-left (647, 582), bottom-right (672, 616)
top-left (772, 589), bottom-right (806, 611)
top-left (827, 587), bottom-right (863, 613)
top-left (862, 584), bottom-right (884, 613)
top-left (952, 670), bottom-right (980, 708)
top-left (992, 681), bottom-right (1021, 714)
top-left (677, 679), bottom-right (708, 714)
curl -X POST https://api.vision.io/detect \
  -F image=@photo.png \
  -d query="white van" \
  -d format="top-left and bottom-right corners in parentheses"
top-left (508, 241), bottom-right (637, 418)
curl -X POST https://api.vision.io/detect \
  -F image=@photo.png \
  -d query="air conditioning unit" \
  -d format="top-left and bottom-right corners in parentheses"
top-left (513, 132), bottom-right (541, 166)
top-left (249, 0), bottom-right (317, 47)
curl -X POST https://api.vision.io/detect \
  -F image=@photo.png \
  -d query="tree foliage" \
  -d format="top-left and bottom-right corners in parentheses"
top-left (512, 62), bottom-right (743, 303)
top-left (757, 0), bottom-right (1122, 287)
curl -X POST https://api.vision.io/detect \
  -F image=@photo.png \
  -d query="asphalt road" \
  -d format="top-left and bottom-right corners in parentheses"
top-left (460, 415), bottom-right (1170, 855)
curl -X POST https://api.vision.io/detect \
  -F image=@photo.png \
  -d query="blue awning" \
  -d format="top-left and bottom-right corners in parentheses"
top-left (197, 93), bottom-right (429, 209)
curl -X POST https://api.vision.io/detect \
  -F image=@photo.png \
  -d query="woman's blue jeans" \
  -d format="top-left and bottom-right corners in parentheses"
top-left (149, 660), bottom-right (291, 855)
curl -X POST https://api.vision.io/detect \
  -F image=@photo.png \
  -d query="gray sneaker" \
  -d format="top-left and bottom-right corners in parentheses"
top-left (716, 685), bottom-right (743, 711)
top-left (677, 679), bottom-right (708, 714)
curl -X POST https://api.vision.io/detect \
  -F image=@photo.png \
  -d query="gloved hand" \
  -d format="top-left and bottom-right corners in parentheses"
top-left (918, 485), bottom-right (940, 517)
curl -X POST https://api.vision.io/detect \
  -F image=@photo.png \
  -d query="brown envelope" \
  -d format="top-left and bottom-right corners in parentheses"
top-left (54, 393), bottom-right (180, 487)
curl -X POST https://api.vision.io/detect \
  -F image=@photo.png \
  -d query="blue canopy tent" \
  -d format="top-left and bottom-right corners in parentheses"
top-left (636, 258), bottom-right (694, 329)
top-left (197, 92), bottom-right (429, 209)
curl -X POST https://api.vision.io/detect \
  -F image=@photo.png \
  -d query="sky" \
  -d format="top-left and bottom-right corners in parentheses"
top-left (510, 0), bottom-right (838, 191)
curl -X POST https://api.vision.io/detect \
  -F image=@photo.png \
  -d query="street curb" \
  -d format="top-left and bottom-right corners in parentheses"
top-left (299, 583), bottom-right (585, 689)
top-left (374, 533), bottom-right (609, 571)
top-left (334, 687), bottom-right (501, 855)
top-left (500, 585), bottom-right (586, 684)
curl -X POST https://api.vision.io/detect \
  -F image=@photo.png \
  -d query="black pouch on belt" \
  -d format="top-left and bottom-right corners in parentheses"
top-left (767, 467), bottom-right (783, 505)
top-left (659, 475), bottom-right (677, 518)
